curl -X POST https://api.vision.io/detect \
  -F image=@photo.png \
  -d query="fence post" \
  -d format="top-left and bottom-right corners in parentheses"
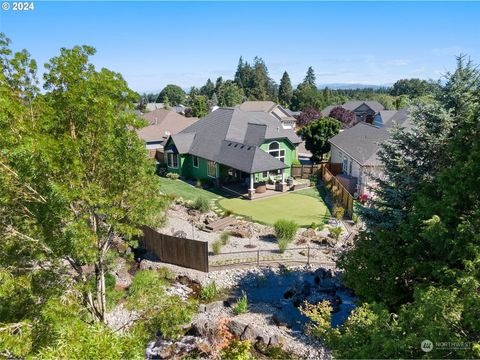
top-left (307, 246), bottom-right (310, 266)
top-left (257, 249), bottom-right (260, 267)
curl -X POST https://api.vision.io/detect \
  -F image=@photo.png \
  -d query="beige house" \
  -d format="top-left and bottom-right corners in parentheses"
top-left (239, 101), bottom-right (297, 130)
top-left (329, 109), bottom-right (410, 198)
top-left (136, 109), bottom-right (198, 158)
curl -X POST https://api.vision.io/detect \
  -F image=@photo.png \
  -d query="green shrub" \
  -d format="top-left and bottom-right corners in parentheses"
top-left (105, 273), bottom-right (116, 291)
top-left (352, 213), bottom-right (359, 224)
top-left (192, 196), bottom-right (210, 213)
top-left (221, 339), bottom-right (252, 360)
top-left (223, 209), bottom-right (233, 217)
top-left (291, 158), bottom-right (301, 166)
top-left (317, 222), bottom-right (325, 231)
top-left (200, 282), bottom-right (218, 302)
top-left (195, 179), bottom-right (202, 188)
top-left (329, 226), bottom-right (343, 240)
top-left (166, 172), bottom-right (180, 180)
top-left (233, 291), bottom-right (248, 315)
top-left (127, 270), bottom-right (167, 309)
top-left (309, 222), bottom-right (317, 229)
top-left (220, 232), bottom-right (230, 245)
top-left (274, 219), bottom-right (298, 252)
top-left (212, 240), bottom-right (222, 255)
top-left (333, 204), bottom-right (345, 219)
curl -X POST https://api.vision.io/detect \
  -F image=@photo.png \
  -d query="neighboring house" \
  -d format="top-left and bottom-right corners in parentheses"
top-left (136, 109), bottom-right (198, 158)
top-left (321, 100), bottom-right (386, 124)
top-left (329, 108), bottom-right (410, 197)
top-left (164, 107), bottom-right (302, 199)
top-left (239, 101), bottom-right (297, 130)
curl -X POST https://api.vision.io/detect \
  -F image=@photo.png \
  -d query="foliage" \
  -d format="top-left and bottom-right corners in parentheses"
top-left (332, 204), bottom-right (345, 219)
top-left (220, 231), bottom-right (230, 245)
top-left (217, 80), bottom-right (244, 107)
top-left (221, 339), bottom-right (252, 360)
top-left (234, 56), bottom-right (276, 101)
top-left (329, 106), bottom-right (356, 128)
top-left (303, 66), bottom-right (316, 87)
top-left (390, 78), bottom-right (438, 98)
top-left (295, 106), bottom-right (321, 127)
top-left (212, 240), bottom-right (222, 255)
top-left (166, 172), bottom-right (180, 180)
top-left (274, 219), bottom-right (298, 252)
top-left (191, 196), bottom-right (210, 213)
top-left (200, 282), bottom-right (218, 302)
top-left (328, 226), bottom-right (342, 240)
top-left (298, 118), bottom-right (342, 162)
top-left (278, 71), bottom-right (293, 107)
top-left (190, 95), bottom-right (209, 117)
top-left (233, 291), bottom-right (248, 315)
top-left (159, 84), bottom-right (186, 106)
top-left (127, 270), bottom-right (169, 309)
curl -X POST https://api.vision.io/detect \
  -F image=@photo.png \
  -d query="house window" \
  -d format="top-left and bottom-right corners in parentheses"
top-left (342, 156), bottom-right (349, 174)
top-left (268, 142), bottom-right (286, 163)
top-left (167, 153), bottom-right (179, 168)
top-left (193, 155), bottom-right (199, 168)
top-left (207, 160), bottom-right (216, 178)
top-left (349, 160), bottom-right (353, 175)
top-left (262, 171), bottom-right (268, 178)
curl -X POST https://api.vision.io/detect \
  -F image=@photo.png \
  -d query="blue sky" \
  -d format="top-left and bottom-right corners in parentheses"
top-left (1, 1), bottom-right (479, 92)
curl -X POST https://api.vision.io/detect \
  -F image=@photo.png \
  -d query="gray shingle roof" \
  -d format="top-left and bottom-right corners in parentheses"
top-left (169, 107), bottom-right (299, 173)
top-left (321, 101), bottom-right (385, 117)
top-left (329, 123), bottom-right (390, 166)
top-left (329, 108), bottom-right (411, 166)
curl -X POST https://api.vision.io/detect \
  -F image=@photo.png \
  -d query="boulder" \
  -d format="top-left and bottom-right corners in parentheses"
top-left (302, 228), bottom-right (317, 238)
top-left (229, 229), bottom-right (251, 238)
top-left (240, 325), bottom-right (263, 341)
top-left (227, 319), bottom-right (248, 337)
top-left (272, 313), bottom-right (290, 328)
top-left (173, 230), bottom-right (187, 238)
top-left (187, 209), bottom-right (201, 217)
top-left (268, 335), bottom-right (285, 347)
top-left (205, 300), bottom-right (225, 312)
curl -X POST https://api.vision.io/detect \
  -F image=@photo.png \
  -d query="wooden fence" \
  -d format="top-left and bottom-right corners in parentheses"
top-left (140, 226), bottom-right (209, 272)
top-left (291, 162), bottom-right (342, 179)
top-left (321, 165), bottom-right (354, 217)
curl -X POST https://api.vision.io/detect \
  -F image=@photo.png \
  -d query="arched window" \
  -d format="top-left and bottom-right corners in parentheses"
top-left (268, 141), bottom-right (285, 163)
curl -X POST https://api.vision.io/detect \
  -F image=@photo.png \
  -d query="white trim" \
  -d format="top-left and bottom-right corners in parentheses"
top-left (207, 160), bottom-right (217, 178)
top-left (167, 153), bottom-right (179, 169)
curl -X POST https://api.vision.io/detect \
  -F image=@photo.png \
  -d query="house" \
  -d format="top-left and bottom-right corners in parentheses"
top-left (136, 109), bottom-right (198, 158)
top-left (328, 108), bottom-right (410, 197)
top-left (164, 106), bottom-right (302, 199)
top-left (239, 101), bottom-right (297, 130)
top-left (321, 100), bottom-right (386, 124)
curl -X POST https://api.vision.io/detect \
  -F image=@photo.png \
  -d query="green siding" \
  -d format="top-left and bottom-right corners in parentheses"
top-left (257, 139), bottom-right (297, 181)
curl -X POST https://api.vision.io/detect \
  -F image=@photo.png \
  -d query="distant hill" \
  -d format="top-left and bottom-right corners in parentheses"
top-left (317, 83), bottom-right (392, 90)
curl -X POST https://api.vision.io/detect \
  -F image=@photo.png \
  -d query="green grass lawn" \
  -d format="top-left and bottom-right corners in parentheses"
top-left (218, 186), bottom-right (331, 227)
top-left (158, 177), bottom-right (227, 201)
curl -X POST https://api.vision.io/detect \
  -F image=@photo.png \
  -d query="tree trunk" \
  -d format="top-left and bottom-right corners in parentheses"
top-left (95, 257), bottom-right (107, 324)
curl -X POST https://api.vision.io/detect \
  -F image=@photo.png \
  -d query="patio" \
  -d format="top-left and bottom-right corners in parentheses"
top-left (221, 178), bottom-right (311, 200)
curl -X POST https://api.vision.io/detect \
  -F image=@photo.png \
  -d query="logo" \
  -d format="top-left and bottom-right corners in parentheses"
top-left (2, 2), bottom-right (10, 10)
top-left (421, 339), bottom-right (434, 352)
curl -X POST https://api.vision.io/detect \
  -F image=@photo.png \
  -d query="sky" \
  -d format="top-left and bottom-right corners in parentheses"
top-left (1, 1), bottom-right (479, 93)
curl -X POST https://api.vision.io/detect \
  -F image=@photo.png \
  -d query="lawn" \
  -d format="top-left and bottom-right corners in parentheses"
top-left (218, 186), bottom-right (331, 227)
top-left (158, 177), bottom-right (227, 201)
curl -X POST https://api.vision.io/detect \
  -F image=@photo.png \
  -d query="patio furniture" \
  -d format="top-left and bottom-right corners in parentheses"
top-left (255, 182), bottom-right (267, 193)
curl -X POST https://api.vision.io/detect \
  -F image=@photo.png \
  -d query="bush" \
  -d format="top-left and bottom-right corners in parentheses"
top-left (212, 240), bottom-right (222, 255)
top-left (333, 204), bottom-right (345, 219)
top-left (200, 282), bottom-right (218, 302)
top-left (309, 222), bottom-right (317, 229)
top-left (166, 172), bottom-right (180, 180)
top-left (274, 219), bottom-right (298, 252)
top-left (352, 213), bottom-right (359, 224)
top-left (317, 222), bottom-right (325, 231)
top-left (195, 179), bottom-right (202, 188)
top-left (233, 291), bottom-right (248, 315)
top-left (192, 196), bottom-right (210, 213)
top-left (223, 209), bottom-right (233, 217)
top-left (220, 232), bottom-right (230, 245)
top-left (329, 226), bottom-right (343, 240)
top-left (291, 158), bottom-right (301, 166)
top-left (221, 339), bottom-right (252, 360)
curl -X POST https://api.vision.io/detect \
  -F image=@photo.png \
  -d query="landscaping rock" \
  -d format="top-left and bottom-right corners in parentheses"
top-left (240, 324), bottom-right (263, 341)
top-left (205, 300), bottom-right (225, 312)
top-left (268, 335), bottom-right (285, 347)
top-left (145, 336), bottom-right (201, 359)
top-left (272, 313), bottom-right (290, 328)
top-left (229, 229), bottom-right (251, 238)
top-left (187, 209), bottom-right (201, 217)
top-left (302, 228), bottom-right (317, 238)
top-left (227, 319), bottom-right (248, 337)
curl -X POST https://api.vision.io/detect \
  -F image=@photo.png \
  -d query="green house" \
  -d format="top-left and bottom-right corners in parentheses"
top-left (164, 107), bottom-right (301, 199)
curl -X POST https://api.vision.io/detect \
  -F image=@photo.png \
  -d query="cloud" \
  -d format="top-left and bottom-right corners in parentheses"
top-left (428, 46), bottom-right (469, 57)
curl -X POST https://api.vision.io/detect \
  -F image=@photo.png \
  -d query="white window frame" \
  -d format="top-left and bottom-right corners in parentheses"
top-left (167, 153), bottom-right (179, 168)
top-left (193, 155), bottom-right (199, 168)
top-left (268, 141), bottom-right (286, 163)
top-left (207, 160), bottom-right (217, 178)
top-left (342, 156), bottom-right (349, 174)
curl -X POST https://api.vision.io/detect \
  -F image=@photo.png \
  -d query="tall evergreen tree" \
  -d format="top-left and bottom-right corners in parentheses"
top-left (303, 66), bottom-right (317, 87)
top-left (278, 71), bottom-right (293, 107)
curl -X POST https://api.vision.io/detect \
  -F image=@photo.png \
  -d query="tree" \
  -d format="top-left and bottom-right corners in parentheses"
top-left (291, 83), bottom-right (323, 111)
top-left (218, 80), bottom-right (244, 107)
top-left (295, 106), bottom-right (321, 127)
top-left (303, 66), bottom-right (316, 87)
top-left (278, 71), bottom-right (293, 107)
top-left (329, 106), bottom-right (356, 128)
top-left (200, 78), bottom-right (215, 98)
top-left (298, 118), bottom-right (341, 162)
top-left (190, 95), bottom-right (209, 117)
top-left (159, 84), bottom-right (185, 106)
top-left (1, 43), bottom-right (167, 326)
top-left (390, 78), bottom-right (438, 98)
